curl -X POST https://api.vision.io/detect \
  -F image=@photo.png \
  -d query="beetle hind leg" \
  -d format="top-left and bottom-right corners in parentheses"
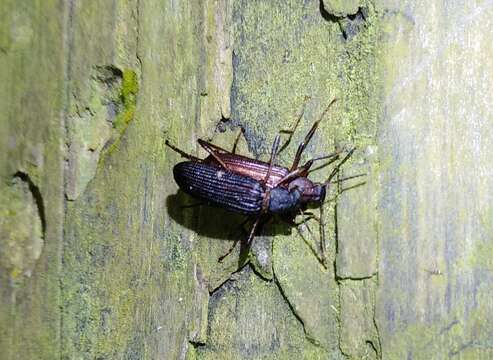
top-left (165, 140), bottom-right (201, 162)
top-left (231, 127), bottom-right (246, 154)
top-left (218, 238), bottom-right (241, 263)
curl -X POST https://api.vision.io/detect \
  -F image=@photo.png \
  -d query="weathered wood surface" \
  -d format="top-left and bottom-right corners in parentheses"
top-left (0, 0), bottom-right (65, 358)
top-left (376, 1), bottom-right (493, 358)
top-left (1, 0), bottom-right (492, 359)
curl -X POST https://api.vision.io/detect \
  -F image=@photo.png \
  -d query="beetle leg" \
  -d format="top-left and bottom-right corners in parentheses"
top-left (264, 135), bottom-right (281, 185)
top-left (218, 215), bottom-right (263, 263)
top-left (278, 95), bottom-right (311, 155)
top-left (197, 138), bottom-right (230, 154)
top-left (272, 163), bottom-right (311, 187)
top-left (304, 153), bottom-right (341, 176)
top-left (165, 140), bottom-right (202, 161)
top-left (197, 139), bottom-right (231, 170)
top-left (327, 173), bottom-right (366, 184)
top-left (231, 127), bottom-right (246, 154)
top-left (218, 238), bottom-right (242, 263)
top-left (289, 98), bottom-right (337, 171)
top-left (275, 151), bottom-right (343, 187)
top-left (218, 217), bottom-right (251, 263)
top-left (245, 215), bottom-right (262, 249)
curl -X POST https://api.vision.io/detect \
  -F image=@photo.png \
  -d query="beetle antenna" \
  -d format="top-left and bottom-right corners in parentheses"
top-left (323, 147), bottom-right (356, 187)
top-left (328, 173), bottom-right (366, 184)
top-left (306, 155), bottom-right (340, 175)
top-left (310, 151), bottom-right (341, 163)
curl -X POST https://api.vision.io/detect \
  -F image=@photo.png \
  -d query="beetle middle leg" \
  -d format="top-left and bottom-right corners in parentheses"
top-left (235, 135), bottom-right (281, 260)
top-left (218, 217), bottom-right (251, 263)
top-left (218, 215), bottom-right (268, 263)
top-left (283, 212), bottom-right (327, 268)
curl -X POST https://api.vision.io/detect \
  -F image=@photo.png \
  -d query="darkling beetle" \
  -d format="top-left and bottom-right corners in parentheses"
top-left (166, 98), bottom-right (359, 265)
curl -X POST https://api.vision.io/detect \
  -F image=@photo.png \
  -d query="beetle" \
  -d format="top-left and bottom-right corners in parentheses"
top-left (167, 99), bottom-right (358, 264)
top-left (173, 160), bottom-right (304, 217)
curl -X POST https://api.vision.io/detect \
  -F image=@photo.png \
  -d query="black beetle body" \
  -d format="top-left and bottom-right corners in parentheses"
top-left (173, 161), bottom-right (264, 215)
top-left (166, 98), bottom-right (358, 265)
top-left (173, 161), bottom-right (303, 216)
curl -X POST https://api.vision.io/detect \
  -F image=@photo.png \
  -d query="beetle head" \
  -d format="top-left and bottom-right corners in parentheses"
top-left (288, 178), bottom-right (326, 206)
top-left (312, 183), bottom-right (326, 204)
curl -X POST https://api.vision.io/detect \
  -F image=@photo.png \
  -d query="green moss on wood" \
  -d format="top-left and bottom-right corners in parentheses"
top-left (114, 69), bottom-right (138, 133)
top-left (199, 267), bottom-right (330, 359)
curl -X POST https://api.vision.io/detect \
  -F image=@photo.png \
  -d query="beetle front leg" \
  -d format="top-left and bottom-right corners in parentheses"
top-left (290, 98), bottom-right (337, 171)
top-left (278, 95), bottom-right (311, 155)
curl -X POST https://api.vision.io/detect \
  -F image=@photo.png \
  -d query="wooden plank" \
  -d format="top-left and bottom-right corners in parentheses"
top-left (376, 1), bottom-right (493, 357)
top-left (0, 1), bottom-right (65, 358)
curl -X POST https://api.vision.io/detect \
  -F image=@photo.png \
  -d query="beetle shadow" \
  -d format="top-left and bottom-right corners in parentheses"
top-left (167, 190), bottom-right (249, 241)
top-left (166, 190), bottom-right (291, 241)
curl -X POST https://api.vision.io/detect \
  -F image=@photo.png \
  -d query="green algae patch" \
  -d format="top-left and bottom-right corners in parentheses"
top-left (273, 224), bottom-right (341, 353)
top-left (66, 66), bottom-right (139, 200)
top-left (468, 241), bottom-right (493, 272)
top-left (339, 279), bottom-right (380, 358)
top-left (199, 266), bottom-right (330, 359)
top-left (382, 304), bottom-right (493, 359)
top-left (62, 161), bottom-right (197, 359)
top-left (0, 1), bottom-right (66, 358)
top-left (113, 69), bottom-right (138, 134)
top-left (467, 205), bottom-right (493, 271)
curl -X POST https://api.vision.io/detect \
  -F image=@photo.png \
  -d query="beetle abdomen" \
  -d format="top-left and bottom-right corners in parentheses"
top-left (173, 162), bottom-right (264, 215)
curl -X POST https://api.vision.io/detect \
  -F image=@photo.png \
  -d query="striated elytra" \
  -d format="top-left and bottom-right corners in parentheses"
top-left (173, 161), bottom-right (304, 216)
